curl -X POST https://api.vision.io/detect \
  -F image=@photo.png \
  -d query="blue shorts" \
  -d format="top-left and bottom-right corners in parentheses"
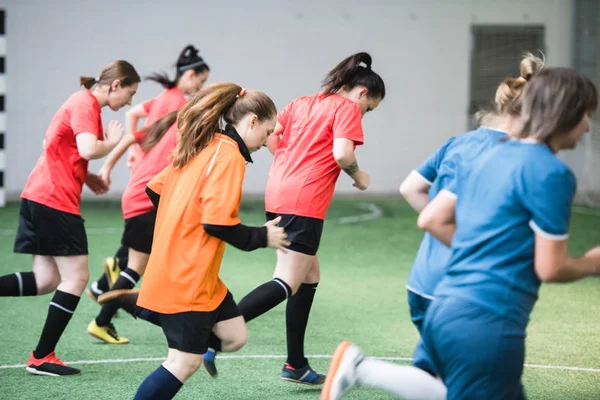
top-left (422, 296), bottom-right (527, 400)
top-left (407, 290), bottom-right (437, 376)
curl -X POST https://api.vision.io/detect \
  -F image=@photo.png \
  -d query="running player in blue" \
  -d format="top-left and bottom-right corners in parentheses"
top-left (415, 67), bottom-right (598, 399)
top-left (321, 55), bottom-right (543, 400)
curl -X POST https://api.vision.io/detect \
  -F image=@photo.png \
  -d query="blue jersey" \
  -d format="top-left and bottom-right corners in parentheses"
top-left (435, 140), bottom-right (576, 328)
top-left (407, 127), bottom-right (506, 298)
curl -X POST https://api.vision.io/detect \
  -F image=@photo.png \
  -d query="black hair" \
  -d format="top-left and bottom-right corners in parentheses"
top-left (145, 45), bottom-right (210, 89)
top-left (322, 52), bottom-right (385, 99)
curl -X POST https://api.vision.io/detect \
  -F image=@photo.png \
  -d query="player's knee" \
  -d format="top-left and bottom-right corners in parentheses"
top-left (228, 328), bottom-right (248, 352)
top-left (61, 268), bottom-right (89, 293)
top-left (36, 272), bottom-right (60, 295)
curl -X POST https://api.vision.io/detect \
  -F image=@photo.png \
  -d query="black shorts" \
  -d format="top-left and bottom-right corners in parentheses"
top-left (265, 212), bottom-right (323, 255)
top-left (159, 291), bottom-right (241, 354)
top-left (14, 199), bottom-right (88, 256)
top-left (121, 210), bottom-right (157, 254)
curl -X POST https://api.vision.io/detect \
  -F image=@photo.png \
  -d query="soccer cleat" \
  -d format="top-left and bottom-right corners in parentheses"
top-left (104, 257), bottom-right (123, 289)
top-left (321, 341), bottom-right (364, 400)
top-left (85, 281), bottom-right (104, 304)
top-left (26, 351), bottom-right (80, 376)
top-left (203, 348), bottom-right (218, 377)
top-left (87, 320), bottom-right (129, 344)
top-left (98, 288), bottom-right (140, 304)
top-left (281, 362), bottom-right (326, 386)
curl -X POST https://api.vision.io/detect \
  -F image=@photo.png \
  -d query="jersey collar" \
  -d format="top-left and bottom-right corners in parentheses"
top-left (222, 124), bottom-right (253, 163)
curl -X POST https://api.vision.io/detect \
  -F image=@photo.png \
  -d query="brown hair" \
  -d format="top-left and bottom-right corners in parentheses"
top-left (80, 60), bottom-right (141, 90)
top-left (140, 111), bottom-right (178, 153)
top-left (477, 53), bottom-right (544, 124)
top-left (322, 52), bottom-right (385, 99)
top-left (515, 67), bottom-right (597, 142)
top-left (172, 82), bottom-right (276, 168)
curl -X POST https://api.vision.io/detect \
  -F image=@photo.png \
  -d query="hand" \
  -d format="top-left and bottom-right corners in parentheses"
top-left (264, 216), bottom-right (291, 252)
top-left (584, 246), bottom-right (600, 275)
top-left (85, 173), bottom-right (109, 195)
top-left (352, 170), bottom-right (371, 191)
top-left (98, 165), bottom-right (111, 187)
top-left (105, 120), bottom-right (124, 145)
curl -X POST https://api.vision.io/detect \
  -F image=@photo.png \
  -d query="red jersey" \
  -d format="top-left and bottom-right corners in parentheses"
top-left (122, 123), bottom-right (178, 219)
top-left (124, 88), bottom-right (186, 218)
top-left (131, 88), bottom-right (186, 154)
top-left (265, 93), bottom-right (364, 220)
top-left (21, 90), bottom-right (103, 215)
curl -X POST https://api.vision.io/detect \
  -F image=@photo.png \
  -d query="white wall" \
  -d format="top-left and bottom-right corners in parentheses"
top-left (1, 0), bottom-right (574, 199)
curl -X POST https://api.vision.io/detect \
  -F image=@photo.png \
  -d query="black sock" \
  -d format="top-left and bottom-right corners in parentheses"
top-left (115, 245), bottom-right (129, 269)
top-left (207, 278), bottom-right (291, 354)
top-left (95, 273), bottom-right (110, 293)
top-left (134, 365), bottom-right (183, 400)
top-left (95, 268), bottom-right (140, 327)
top-left (33, 290), bottom-right (80, 359)
top-left (286, 282), bottom-right (318, 368)
top-left (0, 272), bottom-right (37, 296)
top-left (238, 278), bottom-right (291, 322)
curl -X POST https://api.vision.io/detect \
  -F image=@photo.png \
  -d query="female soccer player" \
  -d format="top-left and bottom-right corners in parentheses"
top-left (400, 54), bottom-right (543, 376)
top-left (0, 61), bottom-right (140, 376)
top-left (326, 68), bottom-right (600, 399)
top-left (204, 52), bottom-right (385, 385)
top-left (87, 113), bottom-right (184, 344)
top-left (86, 45), bottom-right (209, 304)
top-left (132, 82), bottom-right (289, 400)
top-left (320, 54), bottom-right (544, 400)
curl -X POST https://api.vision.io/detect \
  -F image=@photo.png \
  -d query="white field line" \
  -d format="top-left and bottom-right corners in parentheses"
top-left (0, 354), bottom-right (599, 373)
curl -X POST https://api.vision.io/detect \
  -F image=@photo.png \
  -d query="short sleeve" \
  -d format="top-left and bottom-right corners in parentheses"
top-left (332, 101), bottom-right (364, 145)
top-left (201, 153), bottom-right (245, 226)
top-left (415, 138), bottom-right (455, 185)
top-left (277, 102), bottom-right (293, 128)
top-left (523, 168), bottom-right (576, 240)
top-left (133, 130), bottom-right (146, 144)
top-left (71, 103), bottom-right (101, 137)
top-left (148, 165), bottom-right (173, 196)
top-left (142, 98), bottom-right (155, 114)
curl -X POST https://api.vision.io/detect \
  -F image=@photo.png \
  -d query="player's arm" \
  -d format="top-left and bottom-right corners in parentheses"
top-left (333, 138), bottom-right (370, 191)
top-left (202, 156), bottom-right (289, 251)
top-left (76, 120), bottom-right (124, 160)
top-left (400, 171), bottom-right (432, 213)
top-left (126, 104), bottom-right (148, 136)
top-left (524, 168), bottom-right (600, 282)
top-left (203, 224), bottom-right (267, 251)
top-left (417, 190), bottom-right (456, 247)
top-left (534, 238), bottom-right (600, 283)
top-left (98, 134), bottom-right (138, 185)
top-left (125, 104), bottom-right (149, 167)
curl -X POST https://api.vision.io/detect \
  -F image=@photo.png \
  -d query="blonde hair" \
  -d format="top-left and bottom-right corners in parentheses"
top-left (172, 82), bottom-right (276, 168)
top-left (477, 52), bottom-right (545, 125)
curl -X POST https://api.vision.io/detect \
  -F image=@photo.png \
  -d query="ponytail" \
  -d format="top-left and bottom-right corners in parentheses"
top-left (80, 76), bottom-right (98, 89)
top-left (173, 83), bottom-right (241, 168)
top-left (81, 60), bottom-right (140, 90)
top-left (322, 52), bottom-right (385, 99)
top-left (146, 44), bottom-right (210, 89)
top-left (172, 82), bottom-right (276, 168)
top-left (140, 111), bottom-right (178, 153)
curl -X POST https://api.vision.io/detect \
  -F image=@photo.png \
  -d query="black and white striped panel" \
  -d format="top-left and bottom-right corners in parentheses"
top-left (0, 9), bottom-right (5, 207)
